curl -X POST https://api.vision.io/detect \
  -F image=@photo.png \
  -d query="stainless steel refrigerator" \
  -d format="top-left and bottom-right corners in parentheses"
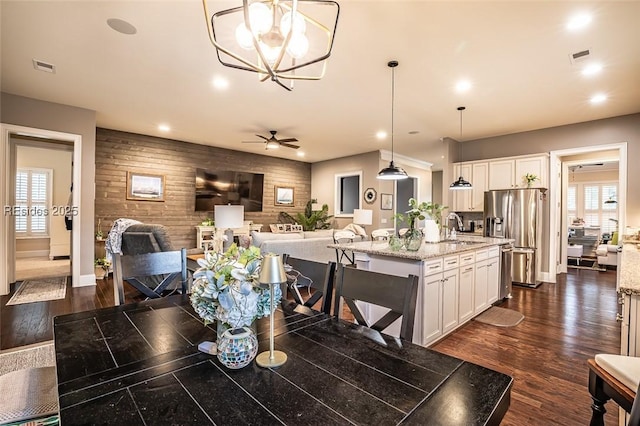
top-left (484, 188), bottom-right (546, 287)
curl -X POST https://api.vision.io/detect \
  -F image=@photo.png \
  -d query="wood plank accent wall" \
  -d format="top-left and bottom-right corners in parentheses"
top-left (95, 128), bottom-right (311, 251)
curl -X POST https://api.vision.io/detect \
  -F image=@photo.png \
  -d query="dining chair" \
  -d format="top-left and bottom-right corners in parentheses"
top-left (113, 248), bottom-right (188, 305)
top-left (588, 354), bottom-right (640, 426)
top-left (371, 229), bottom-right (390, 241)
top-left (333, 229), bottom-right (357, 264)
top-left (334, 264), bottom-right (419, 341)
top-left (282, 254), bottom-right (336, 314)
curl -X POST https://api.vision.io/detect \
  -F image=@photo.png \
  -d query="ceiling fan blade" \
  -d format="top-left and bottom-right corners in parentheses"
top-left (278, 138), bottom-right (298, 143)
top-left (280, 142), bottom-right (300, 149)
top-left (241, 141), bottom-right (264, 144)
top-left (256, 134), bottom-right (269, 140)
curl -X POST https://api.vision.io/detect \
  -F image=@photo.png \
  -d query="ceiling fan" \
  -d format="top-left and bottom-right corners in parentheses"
top-left (242, 130), bottom-right (300, 150)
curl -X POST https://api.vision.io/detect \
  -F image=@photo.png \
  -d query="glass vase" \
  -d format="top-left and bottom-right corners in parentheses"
top-left (404, 227), bottom-right (423, 251)
top-left (216, 326), bottom-right (258, 369)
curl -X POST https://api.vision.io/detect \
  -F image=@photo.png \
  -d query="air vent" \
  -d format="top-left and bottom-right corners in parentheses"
top-left (569, 48), bottom-right (591, 65)
top-left (32, 59), bottom-right (55, 73)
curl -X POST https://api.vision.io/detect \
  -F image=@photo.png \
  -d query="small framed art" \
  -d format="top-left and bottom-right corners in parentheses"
top-left (127, 172), bottom-right (165, 202)
top-left (275, 186), bottom-right (294, 206)
top-left (381, 193), bottom-right (393, 210)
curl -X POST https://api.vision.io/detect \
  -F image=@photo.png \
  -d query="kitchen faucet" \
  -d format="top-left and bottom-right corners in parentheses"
top-left (445, 212), bottom-right (464, 240)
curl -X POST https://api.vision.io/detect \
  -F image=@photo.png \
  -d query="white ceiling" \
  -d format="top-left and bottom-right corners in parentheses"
top-left (2, 1), bottom-right (639, 171)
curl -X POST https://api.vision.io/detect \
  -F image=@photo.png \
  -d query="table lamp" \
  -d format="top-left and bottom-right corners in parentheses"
top-left (353, 208), bottom-right (373, 236)
top-left (214, 204), bottom-right (244, 252)
top-left (256, 253), bottom-right (288, 368)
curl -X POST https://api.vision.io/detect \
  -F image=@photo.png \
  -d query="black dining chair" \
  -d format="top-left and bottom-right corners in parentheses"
top-left (113, 248), bottom-right (188, 305)
top-left (334, 264), bottom-right (419, 341)
top-left (282, 254), bottom-right (336, 315)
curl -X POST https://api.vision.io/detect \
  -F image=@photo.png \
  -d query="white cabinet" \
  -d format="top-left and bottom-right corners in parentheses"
top-left (488, 154), bottom-right (549, 190)
top-left (452, 162), bottom-right (488, 212)
top-left (474, 260), bottom-right (489, 313)
top-left (196, 226), bottom-right (217, 251)
top-left (423, 271), bottom-right (443, 345)
top-left (488, 160), bottom-right (515, 190)
top-left (423, 255), bottom-right (460, 345)
top-left (486, 248), bottom-right (501, 305)
top-left (459, 263), bottom-right (475, 323)
top-left (442, 268), bottom-right (459, 334)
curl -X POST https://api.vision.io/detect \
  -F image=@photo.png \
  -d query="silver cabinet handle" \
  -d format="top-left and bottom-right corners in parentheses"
top-left (429, 265), bottom-right (440, 269)
top-left (464, 267), bottom-right (473, 272)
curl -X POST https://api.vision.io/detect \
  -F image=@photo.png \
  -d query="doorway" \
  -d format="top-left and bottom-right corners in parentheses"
top-left (1, 123), bottom-right (83, 296)
top-left (12, 136), bottom-right (73, 283)
top-left (395, 177), bottom-right (417, 230)
top-left (549, 143), bottom-right (627, 278)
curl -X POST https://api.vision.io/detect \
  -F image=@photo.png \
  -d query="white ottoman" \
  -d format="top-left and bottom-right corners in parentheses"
top-left (567, 244), bottom-right (583, 258)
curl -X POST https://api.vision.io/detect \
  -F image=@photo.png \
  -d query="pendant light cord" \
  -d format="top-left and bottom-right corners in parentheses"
top-left (458, 106), bottom-right (465, 161)
top-left (391, 64), bottom-right (395, 162)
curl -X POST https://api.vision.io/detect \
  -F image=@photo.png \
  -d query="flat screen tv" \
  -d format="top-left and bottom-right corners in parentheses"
top-left (195, 168), bottom-right (264, 212)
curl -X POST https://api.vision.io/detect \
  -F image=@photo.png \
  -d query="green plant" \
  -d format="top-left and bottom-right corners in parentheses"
top-left (394, 198), bottom-right (448, 230)
top-left (524, 173), bottom-right (538, 186)
top-left (94, 257), bottom-right (111, 270)
top-left (201, 217), bottom-right (214, 226)
top-left (278, 199), bottom-right (333, 231)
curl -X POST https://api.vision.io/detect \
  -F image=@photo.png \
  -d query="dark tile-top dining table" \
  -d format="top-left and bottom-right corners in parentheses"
top-left (53, 295), bottom-right (512, 425)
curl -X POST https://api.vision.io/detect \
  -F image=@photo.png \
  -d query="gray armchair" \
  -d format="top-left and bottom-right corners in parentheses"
top-left (121, 223), bottom-right (174, 255)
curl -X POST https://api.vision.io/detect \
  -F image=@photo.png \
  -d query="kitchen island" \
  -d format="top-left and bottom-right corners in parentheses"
top-left (329, 236), bottom-right (512, 346)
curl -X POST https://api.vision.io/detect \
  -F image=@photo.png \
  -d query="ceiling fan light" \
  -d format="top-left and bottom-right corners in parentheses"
top-left (377, 161), bottom-right (408, 180)
top-left (266, 140), bottom-right (280, 149)
top-left (450, 176), bottom-right (473, 190)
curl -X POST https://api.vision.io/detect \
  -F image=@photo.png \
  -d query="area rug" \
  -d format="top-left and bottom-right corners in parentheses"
top-left (0, 342), bottom-right (59, 425)
top-left (6, 277), bottom-right (67, 306)
top-left (474, 306), bottom-right (525, 327)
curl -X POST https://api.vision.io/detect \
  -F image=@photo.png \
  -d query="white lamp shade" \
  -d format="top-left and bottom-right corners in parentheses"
top-left (214, 205), bottom-right (244, 229)
top-left (353, 209), bottom-right (373, 226)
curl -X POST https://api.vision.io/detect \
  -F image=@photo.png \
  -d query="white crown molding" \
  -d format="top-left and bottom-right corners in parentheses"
top-left (379, 150), bottom-right (433, 171)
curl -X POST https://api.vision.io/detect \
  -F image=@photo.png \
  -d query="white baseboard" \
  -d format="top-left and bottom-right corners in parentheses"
top-left (16, 250), bottom-right (49, 259)
top-left (76, 274), bottom-right (97, 287)
top-left (540, 271), bottom-right (555, 283)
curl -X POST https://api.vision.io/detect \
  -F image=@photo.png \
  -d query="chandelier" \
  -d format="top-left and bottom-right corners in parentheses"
top-left (203, 0), bottom-right (340, 91)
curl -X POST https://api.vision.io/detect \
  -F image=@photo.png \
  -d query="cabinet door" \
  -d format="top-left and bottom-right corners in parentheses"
top-left (515, 156), bottom-right (548, 189)
top-left (452, 163), bottom-right (472, 211)
top-left (442, 269), bottom-right (459, 334)
top-left (488, 160), bottom-right (515, 190)
top-left (423, 273), bottom-right (443, 345)
top-left (471, 162), bottom-right (488, 211)
top-left (458, 265), bottom-right (475, 323)
top-left (474, 260), bottom-right (489, 313)
top-left (486, 257), bottom-right (500, 305)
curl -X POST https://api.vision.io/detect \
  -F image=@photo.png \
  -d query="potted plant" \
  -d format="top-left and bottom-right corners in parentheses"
top-left (94, 257), bottom-right (111, 279)
top-left (278, 199), bottom-right (333, 231)
top-left (524, 173), bottom-right (538, 188)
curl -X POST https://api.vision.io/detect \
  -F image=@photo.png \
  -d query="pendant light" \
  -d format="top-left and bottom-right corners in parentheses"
top-left (377, 60), bottom-right (408, 180)
top-left (449, 106), bottom-right (473, 190)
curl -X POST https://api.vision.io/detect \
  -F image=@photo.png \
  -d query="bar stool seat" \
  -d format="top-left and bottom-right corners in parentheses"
top-left (588, 354), bottom-right (640, 426)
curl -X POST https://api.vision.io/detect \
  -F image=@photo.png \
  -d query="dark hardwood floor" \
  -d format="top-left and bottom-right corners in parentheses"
top-left (1, 269), bottom-right (621, 425)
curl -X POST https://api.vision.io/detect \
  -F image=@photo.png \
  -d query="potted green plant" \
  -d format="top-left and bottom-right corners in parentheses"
top-left (94, 257), bottom-right (111, 279)
top-left (278, 199), bottom-right (333, 231)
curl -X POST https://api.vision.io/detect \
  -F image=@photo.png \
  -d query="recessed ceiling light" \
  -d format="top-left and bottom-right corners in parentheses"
top-left (455, 80), bottom-right (472, 92)
top-left (566, 13), bottom-right (592, 31)
top-left (107, 18), bottom-right (137, 35)
top-left (582, 63), bottom-right (603, 76)
top-left (590, 93), bottom-right (607, 104)
top-left (212, 76), bottom-right (229, 90)
top-left (376, 131), bottom-right (387, 140)
top-left (158, 124), bottom-right (171, 132)
top-left (296, 151), bottom-right (305, 157)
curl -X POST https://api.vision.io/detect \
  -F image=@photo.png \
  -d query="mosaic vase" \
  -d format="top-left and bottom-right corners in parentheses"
top-left (216, 326), bottom-right (258, 369)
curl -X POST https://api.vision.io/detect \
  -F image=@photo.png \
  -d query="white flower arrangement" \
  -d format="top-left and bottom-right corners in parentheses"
top-left (524, 173), bottom-right (539, 186)
top-left (190, 245), bottom-right (282, 328)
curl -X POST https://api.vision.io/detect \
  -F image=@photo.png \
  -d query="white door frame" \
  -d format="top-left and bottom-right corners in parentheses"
top-left (549, 142), bottom-right (627, 277)
top-left (1, 123), bottom-right (82, 295)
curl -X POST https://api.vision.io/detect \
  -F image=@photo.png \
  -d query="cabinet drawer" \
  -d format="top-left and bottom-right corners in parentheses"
top-left (475, 249), bottom-right (489, 261)
top-left (488, 247), bottom-right (500, 258)
top-left (443, 255), bottom-right (459, 271)
top-left (459, 252), bottom-right (476, 266)
top-left (424, 258), bottom-right (444, 276)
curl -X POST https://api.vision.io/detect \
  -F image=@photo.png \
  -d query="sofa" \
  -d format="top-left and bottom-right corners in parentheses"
top-left (596, 243), bottom-right (621, 267)
top-left (250, 229), bottom-right (338, 263)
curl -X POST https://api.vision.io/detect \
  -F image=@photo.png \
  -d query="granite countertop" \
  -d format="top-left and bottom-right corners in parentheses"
top-left (329, 236), bottom-right (512, 261)
top-left (619, 243), bottom-right (640, 295)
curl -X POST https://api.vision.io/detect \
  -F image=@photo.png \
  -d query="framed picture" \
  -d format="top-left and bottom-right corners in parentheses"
top-left (275, 186), bottom-right (294, 206)
top-left (127, 172), bottom-right (165, 202)
top-left (381, 193), bottom-right (393, 210)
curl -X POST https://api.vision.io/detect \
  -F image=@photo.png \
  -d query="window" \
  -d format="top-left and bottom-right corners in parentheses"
top-left (334, 171), bottom-right (362, 217)
top-left (15, 168), bottom-right (51, 237)
top-left (568, 181), bottom-right (618, 235)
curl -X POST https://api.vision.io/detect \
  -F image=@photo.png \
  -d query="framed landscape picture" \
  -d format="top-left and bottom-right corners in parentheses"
top-left (127, 172), bottom-right (165, 201)
top-left (275, 186), bottom-right (294, 206)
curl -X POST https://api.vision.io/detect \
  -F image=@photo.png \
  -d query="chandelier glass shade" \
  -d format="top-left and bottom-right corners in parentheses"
top-left (203, 0), bottom-right (340, 91)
